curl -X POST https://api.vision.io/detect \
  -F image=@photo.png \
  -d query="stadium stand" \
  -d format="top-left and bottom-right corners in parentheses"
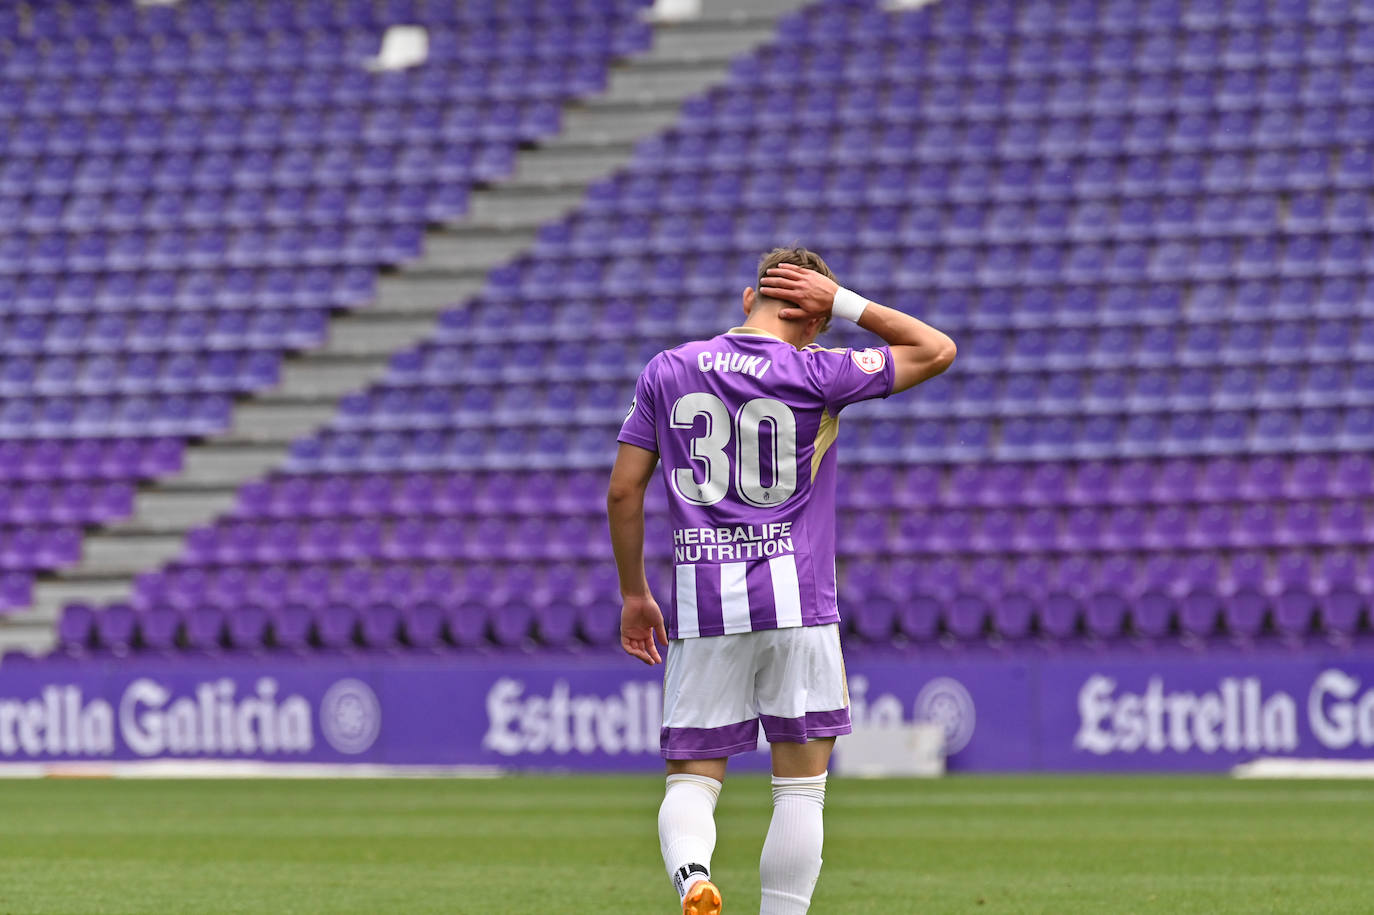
top-left (11, 0), bottom-right (1374, 658)
top-left (0, 0), bottom-right (659, 634)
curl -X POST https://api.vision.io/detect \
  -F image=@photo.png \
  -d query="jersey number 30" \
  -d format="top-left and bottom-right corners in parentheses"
top-left (670, 393), bottom-right (797, 507)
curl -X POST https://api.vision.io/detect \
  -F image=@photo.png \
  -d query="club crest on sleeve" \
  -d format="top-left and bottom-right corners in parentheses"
top-left (851, 348), bottom-right (886, 374)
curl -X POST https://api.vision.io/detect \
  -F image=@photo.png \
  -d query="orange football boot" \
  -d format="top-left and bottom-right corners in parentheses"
top-left (681, 879), bottom-right (722, 915)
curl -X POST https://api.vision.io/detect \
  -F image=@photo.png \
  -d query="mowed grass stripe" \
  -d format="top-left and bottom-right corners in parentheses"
top-left (0, 777), bottom-right (1371, 914)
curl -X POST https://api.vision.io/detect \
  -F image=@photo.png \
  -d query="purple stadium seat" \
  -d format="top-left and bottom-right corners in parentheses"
top-left (315, 605), bottom-right (358, 651)
top-left (532, 601), bottom-right (578, 647)
top-left (896, 593), bottom-right (940, 642)
top-left (576, 602), bottom-right (619, 646)
top-left (989, 591), bottom-right (1034, 640)
top-left (184, 606), bottom-right (226, 651)
top-left (1273, 555), bottom-right (1318, 636)
top-left (446, 603), bottom-right (489, 647)
top-left (359, 604), bottom-right (402, 650)
top-left (57, 602), bottom-right (95, 652)
top-left (1222, 554), bottom-right (1270, 638)
top-left (139, 606), bottom-right (181, 651)
top-left (269, 605), bottom-right (312, 651)
top-left (851, 595), bottom-right (900, 641)
top-left (1319, 554), bottom-right (1367, 635)
top-left (227, 606), bottom-right (269, 651)
top-left (946, 594), bottom-right (988, 640)
top-left (401, 602), bottom-right (444, 650)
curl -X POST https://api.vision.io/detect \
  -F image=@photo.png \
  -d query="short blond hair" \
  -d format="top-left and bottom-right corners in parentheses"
top-left (756, 246), bottom-right (837, 330)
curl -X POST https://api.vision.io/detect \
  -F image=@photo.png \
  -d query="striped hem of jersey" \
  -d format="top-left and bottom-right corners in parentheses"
top-left (669, 556), bottom-right (822, 639)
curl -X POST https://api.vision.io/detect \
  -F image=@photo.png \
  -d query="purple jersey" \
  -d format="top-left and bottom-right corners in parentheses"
top-left (618, 326), bottom-right (894, 639)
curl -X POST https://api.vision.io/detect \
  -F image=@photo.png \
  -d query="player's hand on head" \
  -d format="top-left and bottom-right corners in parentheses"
top-left (620, 593), bottom-right (668, 665)
top-left (759, 263), bottom-right (840, 322)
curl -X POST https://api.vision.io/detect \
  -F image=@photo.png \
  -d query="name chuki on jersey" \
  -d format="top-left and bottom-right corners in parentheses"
top-left (696, 351), bottom-right (773, 379)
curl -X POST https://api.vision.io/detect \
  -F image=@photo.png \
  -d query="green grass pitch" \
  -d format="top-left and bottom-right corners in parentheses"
top-left (1, 775), bottom-right (1372, 914)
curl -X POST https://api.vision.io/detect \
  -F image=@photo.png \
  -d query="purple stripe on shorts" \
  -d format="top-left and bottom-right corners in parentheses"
top-left (660, 719), bottom-right (759, 760)
top-left (758, 707), bottom-right (852, 744)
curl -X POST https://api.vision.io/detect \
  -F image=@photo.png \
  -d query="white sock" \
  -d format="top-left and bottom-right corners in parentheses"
top-left (759, 772), bottom-right (827, 915)
top-left (659, 773), bottom-right (722, 901)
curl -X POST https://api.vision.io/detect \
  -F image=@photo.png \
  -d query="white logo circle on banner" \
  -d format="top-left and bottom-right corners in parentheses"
top-left (320, 678), bottom-right (382, 755)
top-left (914, 677), bottom-right (976, 755)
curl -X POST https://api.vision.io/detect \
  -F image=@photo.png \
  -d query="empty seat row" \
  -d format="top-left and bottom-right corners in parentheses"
top-left (55, 596), bottom-right (624, 656)
top-left (0, 481), bottom-right (134, 525)
top-left (0, 73), bottom-right (597, 120)
top-left (0, 309), bottom-right (328, 355)
top-left (1, 186), bottom-right (466, 236)
top-left (744, 34), bottom-right (1374, 87)
top-left (547, 204), bottom-right (1374, 260)
top-left (841, 551), bottom-right (1374, 599)
top-left (48, 585), bottom-right (1374, 656)
top-left (5, 0), bottom-right (647, 41)
top-left (0, 393), bottom-right (233, 439)
top-left (0, 525), bottom-right (82, 571)
top-left (0, 225), bottom-right (425, 274)
top-left (0, 147), bottom-right (514, 198)
top-left (780, 2), bottom-right (1374, 47)
top-left (555, 192), bottom-right (1374, 246)
top-left (0, 437), bottom-right (184, 482)
top-left (0, 351), bottom-right (281, 396)
top-left (0, 268), bottom-right (376, 313)
top-left (844, 587), bottom-right (1367, 642)
top-left (836, 503), bottom-right (1374, 555)
top-left (691, 78), bottom-right (1374, 133)
top-left (605, 151), bottom-right (1374, 210)
top-left (131, 560), bottom-right (624, 612)
top-left (2, 106), bottom-right (567, 156)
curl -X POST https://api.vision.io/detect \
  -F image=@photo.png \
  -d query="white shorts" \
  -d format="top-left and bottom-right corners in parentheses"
top-left (660, 623), bottom-right (851, 760)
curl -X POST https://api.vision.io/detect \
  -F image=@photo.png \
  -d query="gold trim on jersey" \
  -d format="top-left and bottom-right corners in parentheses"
top-left (811, 409), bottom-right (839, 483)
top-left (837, 626), bottom-right (850, 707)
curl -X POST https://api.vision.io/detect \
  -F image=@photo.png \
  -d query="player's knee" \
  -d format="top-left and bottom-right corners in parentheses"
top-left (770, 738), bottom-right (834, 779)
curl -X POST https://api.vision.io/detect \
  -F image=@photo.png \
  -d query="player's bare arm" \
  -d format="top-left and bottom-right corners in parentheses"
top-left (607, 442), bottom-right (668, 665)
top-left (760, 262), bottom-right (957, 393)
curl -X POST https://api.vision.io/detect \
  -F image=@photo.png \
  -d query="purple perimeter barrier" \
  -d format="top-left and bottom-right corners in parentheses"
top-left (3, 648), bottom-right (1374, 771)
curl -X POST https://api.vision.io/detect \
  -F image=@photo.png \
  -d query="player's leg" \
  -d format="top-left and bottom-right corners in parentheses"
top-left (661, 758), bottom-right (726, 913)
top-left (755, 625), bottom-right (850, 915)
top-left (761, 738), bottom-right (833, 914)
top-left (658, 634), bottom-right (757, 912)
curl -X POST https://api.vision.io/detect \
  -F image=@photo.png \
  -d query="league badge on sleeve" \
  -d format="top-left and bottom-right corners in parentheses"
top-left (624, 397), bottom-right (637, 421)
top-left (851, 348), bottom-right (886, 374)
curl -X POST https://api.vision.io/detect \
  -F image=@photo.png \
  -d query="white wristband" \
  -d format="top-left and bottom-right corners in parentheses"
top-left (830, 286), bottom-right (869, 322)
